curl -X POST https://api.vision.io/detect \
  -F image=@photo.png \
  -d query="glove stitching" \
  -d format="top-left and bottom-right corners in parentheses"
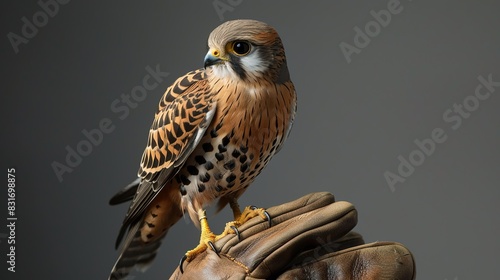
top-left (220, 253), bottom-right (251, 275)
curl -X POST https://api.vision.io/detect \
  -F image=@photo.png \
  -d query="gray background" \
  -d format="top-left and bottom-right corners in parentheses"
top-left (1, 0), bottom-right (499, 279)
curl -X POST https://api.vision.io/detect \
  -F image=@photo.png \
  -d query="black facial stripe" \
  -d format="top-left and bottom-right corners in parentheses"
top-left (230, 56), bottom-right (247, 80)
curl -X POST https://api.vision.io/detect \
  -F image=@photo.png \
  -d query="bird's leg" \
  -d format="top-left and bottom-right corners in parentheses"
top-left (179, 209), bottom-right (220, 273)
top-left (184, 209), bottom-right (217, 261)
top-left (229, 199), bottom-right (242, 221)
top-left (216, 199), bottom-right (272, 241)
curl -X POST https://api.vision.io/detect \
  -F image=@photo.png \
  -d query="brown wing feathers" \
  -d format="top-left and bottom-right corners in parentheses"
top-left (110, 70), bottom-right (216, 275)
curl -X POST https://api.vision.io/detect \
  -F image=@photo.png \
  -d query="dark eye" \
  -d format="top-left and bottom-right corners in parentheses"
top-left (231, 41), bottom-right (250, 55)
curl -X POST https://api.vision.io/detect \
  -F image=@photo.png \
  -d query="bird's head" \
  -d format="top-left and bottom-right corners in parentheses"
top-left (204, 19), bottom-right (290, 83)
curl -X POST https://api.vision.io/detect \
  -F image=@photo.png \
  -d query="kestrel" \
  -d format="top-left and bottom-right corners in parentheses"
top-left (109, 19), bottom-right (296, 279)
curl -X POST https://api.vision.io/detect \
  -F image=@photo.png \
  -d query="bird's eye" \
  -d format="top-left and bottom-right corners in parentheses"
top-left (231, 41), bottom-right (251, 56)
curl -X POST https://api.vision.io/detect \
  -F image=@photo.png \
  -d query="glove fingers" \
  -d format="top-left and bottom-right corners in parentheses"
top-left (218, 192), bottom-right (337, 248)
top-left (217, 193), bottom-right (357, 279)
top-left (169, 192), bottom-right (416, 280)
top-left (265, 191), bottom-right (337, 223)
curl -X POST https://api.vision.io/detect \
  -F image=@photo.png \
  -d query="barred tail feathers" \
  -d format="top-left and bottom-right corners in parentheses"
top-left (109, 184), bottom-right (183, 279)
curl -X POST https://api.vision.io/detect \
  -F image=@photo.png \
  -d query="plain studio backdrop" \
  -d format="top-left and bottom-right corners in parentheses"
top-left (1, 1), bottom-right (499, 279)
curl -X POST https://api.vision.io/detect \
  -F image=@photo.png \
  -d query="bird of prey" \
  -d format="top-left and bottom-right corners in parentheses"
top-left (108, 19), bottom-right (297, 279)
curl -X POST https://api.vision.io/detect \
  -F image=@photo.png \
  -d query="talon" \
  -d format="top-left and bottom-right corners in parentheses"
top-left (263, 210), bottom-right (272, 227)
top-left (179, 255), bottom-right (187, 274)
top-left (207, 240), bottom-right (219, 257)
top-left (230, 225), bottom-right (241, 240)
top-left (249, 206), bottom-right (272, 227)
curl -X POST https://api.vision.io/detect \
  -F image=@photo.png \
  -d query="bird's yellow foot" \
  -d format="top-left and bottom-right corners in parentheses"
top-left (179, 206), bottom-right (272, 273)
top-left (237, 205), bottom-right (271, 226)
top-left (184, 233), bottom-right (217, 262)
top-left (218, 205), bottom-right (272, 241)
top-left (216, 221), bottom-right (242, 241)
top-left (179, 211), bottom-right (219, 273)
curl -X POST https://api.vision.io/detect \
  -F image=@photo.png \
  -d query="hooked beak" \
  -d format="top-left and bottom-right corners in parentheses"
top-left (204, 49), bottom-right (226, 68)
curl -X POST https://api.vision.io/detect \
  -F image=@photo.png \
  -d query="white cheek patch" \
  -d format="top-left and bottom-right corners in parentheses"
top-left (240, 50), bottom-right (269, 74)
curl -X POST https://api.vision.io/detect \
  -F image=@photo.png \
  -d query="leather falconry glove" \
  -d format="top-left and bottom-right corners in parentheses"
top-left (169, 192), bottom-right (416, 280)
